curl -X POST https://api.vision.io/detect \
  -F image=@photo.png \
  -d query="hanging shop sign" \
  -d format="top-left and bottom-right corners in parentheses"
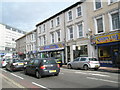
top-left (96, 33), bottom-right (120, 44)
top-left (40, 43), bottom-right (64, 50)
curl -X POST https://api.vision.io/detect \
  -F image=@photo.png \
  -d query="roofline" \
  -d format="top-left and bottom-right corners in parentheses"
top-left (36, 1), bottom-right (84, 27)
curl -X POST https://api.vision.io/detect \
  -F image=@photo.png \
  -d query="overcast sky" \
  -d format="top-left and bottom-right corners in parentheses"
top-left (0, 0), bottom-right (80, 32)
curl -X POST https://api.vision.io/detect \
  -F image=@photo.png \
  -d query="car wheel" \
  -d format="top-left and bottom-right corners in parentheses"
top-left (94, 68), bottom-right (99, 71)
top-left (54, 73), bottom-right (59, 76)
top-left (67, 64), bottom-right (72, 69)
top-left (83, 65), bottom-right (89, 70)
top-left (24, 69), bottom-right (28, 75)
top-left (36, 71), bottom-right (41, 79)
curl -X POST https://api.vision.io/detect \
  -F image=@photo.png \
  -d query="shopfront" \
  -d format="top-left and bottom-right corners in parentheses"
top-left (38, 43), bottom-right (65, 64)
top-left (96, 32), bottom-right (120, 67)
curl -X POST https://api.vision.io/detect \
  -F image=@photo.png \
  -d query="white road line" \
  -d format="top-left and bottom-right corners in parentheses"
top-left (75, 72), bottom-right (87, 74)
top-left (91, 74), bottom-right (110, 77)
top-left (32, 82), bottom-right (50, 90)
top-left (1, 69), bottom-right (7, 72)
top-left (11, 73), bottom-right (24, 80)
top-left (87, 77), bottom-right (119, 84)
top-left (60, 73), bottom-right (64, 74)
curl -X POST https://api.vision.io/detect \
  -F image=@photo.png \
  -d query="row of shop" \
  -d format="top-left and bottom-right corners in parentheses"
top-left (18, 31), bottom-right (120, 68)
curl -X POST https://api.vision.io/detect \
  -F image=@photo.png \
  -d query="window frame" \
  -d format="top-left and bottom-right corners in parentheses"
top-left (68, 26), bottom-right (74, 40)
top-left (108, 0), bottom-right (118, 5)
top-left (68, 10), bottom-right (73, 21)
top-left (56, 17), bottom-right (60, 26)
top-left (76, 5), bottom-right (82, 17)
top-left (93, 0), bottom-right (102, 10)
top-left (77, 22), bottom-right (83, 38)
top-left (51, 32), bottom-right (55, 43)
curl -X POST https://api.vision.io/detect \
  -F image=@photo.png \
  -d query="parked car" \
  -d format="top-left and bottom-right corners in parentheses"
top-left (67, 57), bottom-right (100, 70)
top-left (6, 59), bottom-right (24, 71)
top-left (1, 59), bottom-right (11, 68)
top-left (24, 58), bottom-right (60, 79)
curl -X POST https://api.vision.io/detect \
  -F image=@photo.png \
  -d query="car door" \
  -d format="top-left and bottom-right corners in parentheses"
top-left (31, 59), bottom-right (39, 75)
top-left (71, 58), bottom-right (80, 69)
top-left (78, 58), bottom-right (87, 68)
top-left (26, 60), bottom-right (34, 74)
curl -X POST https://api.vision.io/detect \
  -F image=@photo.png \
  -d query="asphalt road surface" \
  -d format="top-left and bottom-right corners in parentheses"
top-left (0, 67), bottom-right (119, 89)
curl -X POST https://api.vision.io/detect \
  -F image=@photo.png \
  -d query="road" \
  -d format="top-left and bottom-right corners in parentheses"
top-left (0, 67), bottom-right (119, 89)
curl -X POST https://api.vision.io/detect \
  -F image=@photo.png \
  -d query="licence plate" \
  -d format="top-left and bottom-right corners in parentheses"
top-left (95, 65), bottom-right (99, 67)
top-left (49, 70), bottom-right (56, 73)
top-left (18, 63), bottom-right (23, 65)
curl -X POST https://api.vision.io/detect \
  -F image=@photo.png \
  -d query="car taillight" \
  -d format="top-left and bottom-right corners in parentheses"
top-left (2, 61), bottom-right (4, 64)
top-left (40, 66), bottom-right (45, 69)
top-left (57, 64), bottom-right (60, 68)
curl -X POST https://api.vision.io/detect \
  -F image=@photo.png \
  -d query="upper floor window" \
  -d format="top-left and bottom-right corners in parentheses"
top-left (39, 36), bottom-right (41, 46)
top-left (77, 23), bottom-right (83, 38)
top-left (57, 30), bottom-right (61, 42)
top-left (109, 11), bottom-right (120, 30)
top-left (94, 0), bottom-right (102, 10)
top-left (95, 16), bottom-right (104, 34)
top-left (51, 20), bottom-right (54, 28)
top-left (51, 33), bottom-right (54, 43)
top-left (68, 26), bottom-right (73, 40)
top-left (43, 35), bottom-right (46, 45)
top-left (56, 17), bottom-right (60, 26)
top-left (43, 24), bottom-right (45, 32)
top-left (68, 11), bottom-right (72, 21)
top-left (39, 26), bottom-right (41, 34)
top-left (77, 6), bottom-right (82, 17)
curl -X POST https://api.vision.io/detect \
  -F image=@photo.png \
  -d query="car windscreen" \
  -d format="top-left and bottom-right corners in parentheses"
top-left (89, 58), bottom-right (98, 61)
top-left (13, 59), bottom-right (23, 63)
top-left (42, 59), bottom-right (56, 65)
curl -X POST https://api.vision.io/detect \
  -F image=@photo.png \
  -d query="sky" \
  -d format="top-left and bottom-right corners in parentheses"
top-left (0, 0), bottom-right (80, 32)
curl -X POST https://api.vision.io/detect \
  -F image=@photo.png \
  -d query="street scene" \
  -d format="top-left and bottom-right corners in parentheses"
top-left (0, 0), bottom-right (120, 89)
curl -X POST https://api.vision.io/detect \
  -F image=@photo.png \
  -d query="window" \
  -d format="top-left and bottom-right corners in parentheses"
top-left (111, 12), bottom-right (120, 30)
top-left (51, 20), bottom-right (54, 28)
top-left (80, 58), bottom-right (86, 61)
top-left (74, 58), bottom-right (79, 62)
top-left (68, 11), bottom-right (72, 21)
top-left (5, 25), bottom-right (11, 30)
top-left (43, 24), bottom-right (45, 32)
top-left (34, 60), bottom-right (39, 65)
top-left (39, 26), bottom-right (41, 34)
top-left (39, 36), bottom-right (41, 46)
top-left (95, 16), bottom-right (104, 33)
top-left (57, 30), bottom-right (61, 42)
top-left (51, 33), bottom-right (54, 43)
top-left (43, 35), bottom-right (46, 45)
top-left (68, 26), bottom-right (73, 40)
top-left (94, 0), bottom-right (102, 10)
top-left (56, 17), bottom-right (60, 26)
top-left (77, 23), bottom-right (83, 38)
top-left (80, 45), bottom-right (88, 57)
top-left (77, 6), bottom-right (82, 17)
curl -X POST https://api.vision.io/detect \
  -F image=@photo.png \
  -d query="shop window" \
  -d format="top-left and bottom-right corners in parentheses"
top-left (80, 45), bottom-right (88, 57)
top-left (100, 50), bottom-right (103, 56)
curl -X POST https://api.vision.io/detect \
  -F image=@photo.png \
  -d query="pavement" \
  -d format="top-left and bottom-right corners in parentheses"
top-left (62, 65), bottom-right (120, 73)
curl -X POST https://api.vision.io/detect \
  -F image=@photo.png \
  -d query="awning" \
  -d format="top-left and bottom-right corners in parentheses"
top-left (97, 41), bottom-right (120, 47)
top-left (38, 48), bottom-right (64, 53)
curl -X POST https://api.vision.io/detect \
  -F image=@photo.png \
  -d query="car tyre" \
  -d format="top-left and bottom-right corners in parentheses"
top-left (36, 71), bottom-right (41, 79)
top-left (83, 65), bottom-right (89, 70)
top-left (94, 68), bottom-right (99, 71)
top-left (54, 73), bottom-right (59, 76)
top-left (24, 68), bottom-right (28, 75)
top-left (67, 64), bottom-right (72, 69)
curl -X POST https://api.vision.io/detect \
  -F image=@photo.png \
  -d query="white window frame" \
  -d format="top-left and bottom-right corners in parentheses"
top-left (108, 0), bottom-right (119, 5)
top-left (43, 24), bottom-right (45, 32)
top-left (108, 10), bottom-right (119, 31)
top-left (39, 26), bottom-right (41, 34)
top-left (76, 5), bottom-right (82, 17)
top-left (68, 26), bottom-right (74, 40)
top-left (56, 30), bottom-right (61, 42)
top-left (51, 32), bottom-right (55, 44)
top-left (50, 20), bottom-right (54, 28)
top-left (93, 0), bottom-right (102, 10)
top-left (77, 22), bottom-right (84, 38)
top-left (56, 17), bottom-right (60, 26)
top-left (94, 15), bottom-right (105, 34)
top-left (67, 10), bottom-right (73, 21)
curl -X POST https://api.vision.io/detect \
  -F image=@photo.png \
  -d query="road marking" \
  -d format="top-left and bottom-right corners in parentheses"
top-left (1, 69), bottom-right (7, 72)
top-left (11, 73), bottom-right (24, 80)
top-left (87, 77), bottom-right (119, 84)
top-left (0, 73), bottom-right (25, 88)
top-left (91, 74), bottom-right (110, 77)
top-left (32, 82), bottom-right (50, 90)
top-left (60, 73), bottom-right (64, 74)
top-left (75, 72), bottom-right (87, 74)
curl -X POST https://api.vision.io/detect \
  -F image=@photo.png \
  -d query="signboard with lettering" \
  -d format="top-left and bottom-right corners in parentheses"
top-left (96, 33), bottom-right (120, 44)
top-left (40, 43), bottom-right (64, 50)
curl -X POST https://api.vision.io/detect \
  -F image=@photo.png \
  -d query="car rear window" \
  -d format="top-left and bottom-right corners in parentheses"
top-left (89, 58), bottom-right (98, 61)
top-left (13, 59), bottom-right (23, 63)
top-left (42, 59), bottom-right (56, 64)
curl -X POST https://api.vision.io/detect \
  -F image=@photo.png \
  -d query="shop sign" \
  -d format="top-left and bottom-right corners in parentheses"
top-left (96, 33), bottom-right (120, 44)
top-left (40, 43), bottom-right (64, 50)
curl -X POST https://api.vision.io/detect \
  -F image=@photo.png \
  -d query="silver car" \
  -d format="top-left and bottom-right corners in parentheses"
top-left (67, 57), bottom-right (100, 70)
